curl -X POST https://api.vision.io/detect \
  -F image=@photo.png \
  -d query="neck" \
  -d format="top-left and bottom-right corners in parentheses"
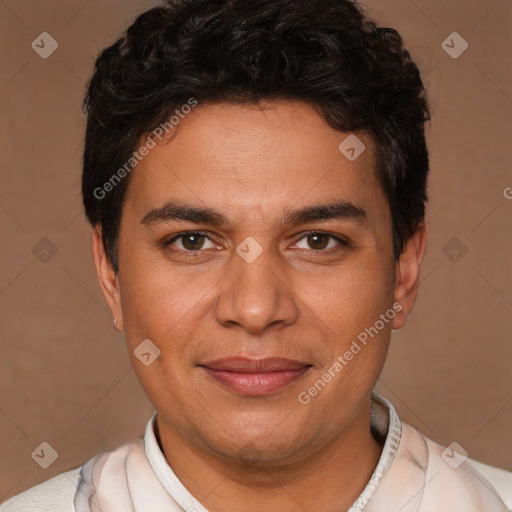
top-left (156, 401), bottom-right (384, 512)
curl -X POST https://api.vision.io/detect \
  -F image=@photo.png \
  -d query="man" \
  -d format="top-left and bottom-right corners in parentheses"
top-left (2, 0), bottom-right (510, 510)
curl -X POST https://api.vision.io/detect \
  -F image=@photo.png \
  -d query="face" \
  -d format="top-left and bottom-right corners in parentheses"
top-left (94, 100), bottom-right (425, 466)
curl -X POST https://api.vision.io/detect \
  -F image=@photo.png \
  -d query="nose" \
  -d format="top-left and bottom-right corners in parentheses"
top-left (214, 245), bottom-right (300, 334)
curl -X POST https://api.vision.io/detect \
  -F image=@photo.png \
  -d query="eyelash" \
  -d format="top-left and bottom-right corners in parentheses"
top-left (162, 230), bottom-right (349, 255)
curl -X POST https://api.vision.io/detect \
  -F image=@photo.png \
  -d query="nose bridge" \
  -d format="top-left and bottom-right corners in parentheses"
top-left (214, 239), bottom-right (299, 332)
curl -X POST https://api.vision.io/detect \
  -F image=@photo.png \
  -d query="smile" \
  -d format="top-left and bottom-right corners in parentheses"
top-left (199, 357), bottom-right (312, 396)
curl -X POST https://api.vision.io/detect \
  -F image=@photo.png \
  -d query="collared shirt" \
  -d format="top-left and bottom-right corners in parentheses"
top-left (1, 393), bottom-right (509, 511)
top-left (137, 393), bottom-right (404, 512)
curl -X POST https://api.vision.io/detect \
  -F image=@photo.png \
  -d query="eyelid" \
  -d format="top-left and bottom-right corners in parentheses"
top-left (164, 230), bottom-right (218, 250)
top-left (292, 230), bottom-right (350, 249)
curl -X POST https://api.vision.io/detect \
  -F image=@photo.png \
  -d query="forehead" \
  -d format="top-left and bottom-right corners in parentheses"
top-left (123, 100), bottom-right (388, 225)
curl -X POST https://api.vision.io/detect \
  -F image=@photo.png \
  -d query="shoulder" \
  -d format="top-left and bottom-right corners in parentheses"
top-left (401, 422), bottom-right (511, 511)
top-left (0, 424), bottom-right (151, 512)
top-left (467, 458), bottom-right (512, 510)
top-left (0, 468), bottom-right (81, 512)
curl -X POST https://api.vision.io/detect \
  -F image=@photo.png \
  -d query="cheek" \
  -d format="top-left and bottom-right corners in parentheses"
top-left (119, 250), bottom-right (208, 342)
top-left (303, 256), bottom-right (395, 336)
top-left (297, 256), bottom-right (394, 392)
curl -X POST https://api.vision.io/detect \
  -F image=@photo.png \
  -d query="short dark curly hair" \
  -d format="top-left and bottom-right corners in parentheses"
top-left (82, 0), bottom-right (431, 274)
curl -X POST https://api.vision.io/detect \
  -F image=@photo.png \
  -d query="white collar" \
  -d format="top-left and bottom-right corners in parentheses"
top-left (142, 392), bottom-right (402, 511)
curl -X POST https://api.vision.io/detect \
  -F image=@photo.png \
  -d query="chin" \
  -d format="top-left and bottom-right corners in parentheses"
top-left (213, 440), bottom-right (301, 468)
top-left (201, 422), bottom-right (312, 468)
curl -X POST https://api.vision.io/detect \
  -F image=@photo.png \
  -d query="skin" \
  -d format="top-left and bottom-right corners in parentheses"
top-left (93, 100), bottom-right (427, 512)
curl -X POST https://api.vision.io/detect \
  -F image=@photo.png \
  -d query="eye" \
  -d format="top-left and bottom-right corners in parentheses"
top-left (293, 232), bottom-right (349, 251)
top-left (164, 231), bottom-right (218, 252)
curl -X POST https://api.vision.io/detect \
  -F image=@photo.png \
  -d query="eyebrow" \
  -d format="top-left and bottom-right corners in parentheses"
top-left (140, 199), bottom-right (368, 228)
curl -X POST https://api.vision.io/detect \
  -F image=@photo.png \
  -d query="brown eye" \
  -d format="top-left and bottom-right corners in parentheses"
top-left (306, 233), bottom-right (330, 250)
top-left (165, 232), bottom-right (216, 252)
top-left (293, 232), bottom-right (349, 252)
top-left (181, 233), bottom-right (206, 250)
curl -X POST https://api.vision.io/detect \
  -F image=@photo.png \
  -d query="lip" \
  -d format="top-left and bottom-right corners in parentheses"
top-left (199, 357), bottom-right (312, 396)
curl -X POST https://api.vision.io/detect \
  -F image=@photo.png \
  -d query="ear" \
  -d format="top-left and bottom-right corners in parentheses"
top-left (92, 224), bottom-right (124, 331)
top-left (392, 222), bottom-right (427, 330)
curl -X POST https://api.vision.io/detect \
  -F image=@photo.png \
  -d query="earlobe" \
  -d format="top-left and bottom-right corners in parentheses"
top-left (391, 222), bottom-right (427, 330)
top-left (92, 224), bottom-right (124, 331)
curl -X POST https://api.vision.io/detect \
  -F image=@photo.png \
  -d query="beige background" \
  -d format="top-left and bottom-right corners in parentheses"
top-left (0, 0), bottom-right (511, 501)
